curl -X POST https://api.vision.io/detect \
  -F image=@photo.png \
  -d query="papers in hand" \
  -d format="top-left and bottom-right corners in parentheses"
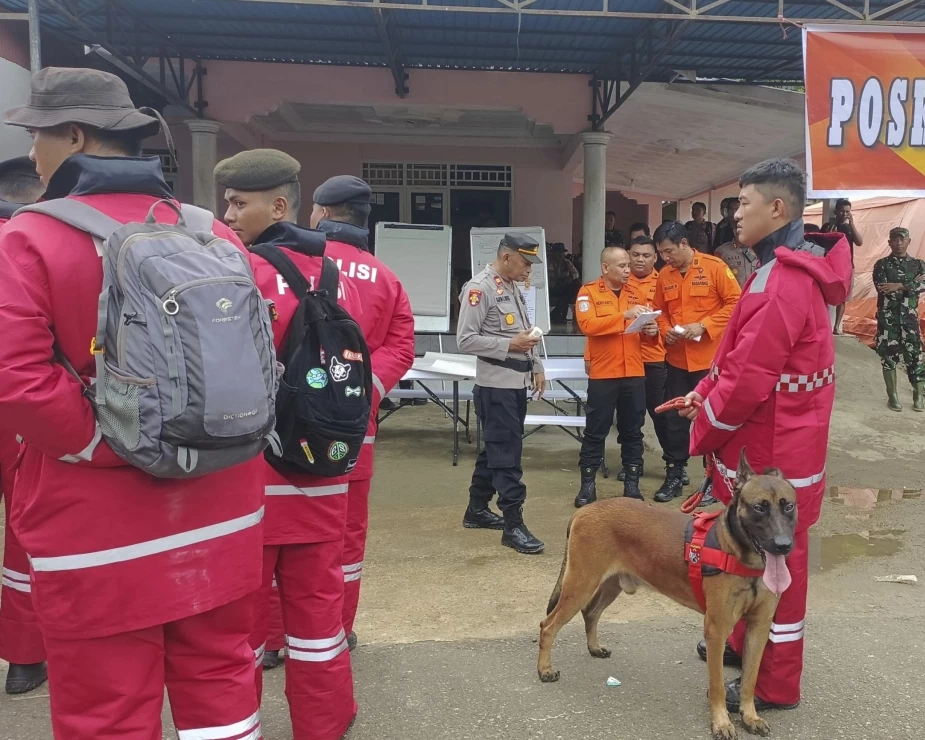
top-left (674, 324), bottom-right (702, 342)
top-left (624, 310), bottom-right (661, 334)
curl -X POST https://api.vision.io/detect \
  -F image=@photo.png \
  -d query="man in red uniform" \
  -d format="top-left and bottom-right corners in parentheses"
top-left (310, 176), bottom-right (415, 648)
top-left (0, 67), bottom-right (265, 739)
top-left (682, 158), bottom-right (852, 713)
top-left (0, 155), bottom-right (47, 695)
top-left (217, 149), bottom-right (370, 740)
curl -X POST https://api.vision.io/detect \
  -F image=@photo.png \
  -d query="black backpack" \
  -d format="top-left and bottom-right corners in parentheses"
top-left (250, 243), bottom-right (372, 477)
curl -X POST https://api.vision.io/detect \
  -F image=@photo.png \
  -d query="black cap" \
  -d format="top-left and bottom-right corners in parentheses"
top-left (213, 149), bottom-right (301, 191)
top-left (549, 242), bottom-right (566, 252)
top-left (0, 156), bottom-right (38, 181)
top-left (313, 175), bottom-right (372, 206)
top-left (890, 226), bottom-right (910, 239)
top-left (501, 232), bottom-right (542, 264)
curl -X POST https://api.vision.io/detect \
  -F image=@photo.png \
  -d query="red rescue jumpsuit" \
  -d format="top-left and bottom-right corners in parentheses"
top-left (249, 221), bottom-right (373, 739)
top-left (690, 223), bottom-right (852, 706)
top-left (319, 220), bottom-right (415, 635)
top-left (0, 156), bottom-right (264, 740)
top-left (0, 208), bottom-right (46, 669)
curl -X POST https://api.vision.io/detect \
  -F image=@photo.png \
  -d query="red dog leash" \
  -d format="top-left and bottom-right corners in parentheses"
top-left (654, 396), bottom-right (709, 513)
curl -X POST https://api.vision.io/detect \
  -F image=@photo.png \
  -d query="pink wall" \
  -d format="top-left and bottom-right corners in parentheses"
top-left (165, 132), bottom-right (574, 246)
top-left (203, 62), bottom-right (590, 135)
top-left (571, 191), bottom-right (657, 251)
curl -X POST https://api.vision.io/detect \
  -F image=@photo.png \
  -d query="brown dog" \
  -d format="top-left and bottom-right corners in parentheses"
top-left (537, 450), bottom-right (797, 740)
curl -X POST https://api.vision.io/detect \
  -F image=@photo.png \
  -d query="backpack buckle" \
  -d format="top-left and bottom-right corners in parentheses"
top-left (89, 337), bottom-right (105, 356)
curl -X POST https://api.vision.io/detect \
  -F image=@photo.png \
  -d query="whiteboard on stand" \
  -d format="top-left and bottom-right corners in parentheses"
top-left (375, 222), bottom-right (452, 333)
top-left (469, 227), bottom-right (551, 334)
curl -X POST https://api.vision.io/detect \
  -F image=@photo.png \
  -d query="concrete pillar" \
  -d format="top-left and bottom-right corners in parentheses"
top-left (185, 119), bottom-right (222, 212)
top-left (580, 131), bottom-right (613, 283)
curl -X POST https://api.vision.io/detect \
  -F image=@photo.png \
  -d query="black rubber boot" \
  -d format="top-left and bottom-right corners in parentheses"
top-left (653, 463), bottom-right (684, 503)
top-left (696, 640), bottom-right (742, 667)
top-left (4, 662), bottom-right (47, 695)
top-left (501, 509), bottom-right (545, 554)
top-left (574, 466), bottom-right (597, 508)
top-left (463, 502), bottom-right (505, 530)
top-left (622, 464), bottom-right (643, 500)
top-left (263, 649), bottom-right (282, 671)
top-left (724, 677), bottom-right (800, 713)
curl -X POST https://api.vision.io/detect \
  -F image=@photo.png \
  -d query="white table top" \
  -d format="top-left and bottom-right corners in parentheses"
top-left (540, 357), bottom-right (588, 381)
top-left (403, 354), bottom-right (587, 383)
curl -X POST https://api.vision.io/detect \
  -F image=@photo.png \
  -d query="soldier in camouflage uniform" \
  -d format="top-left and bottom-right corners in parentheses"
top-left (873, 226), bottom-right (925, 412)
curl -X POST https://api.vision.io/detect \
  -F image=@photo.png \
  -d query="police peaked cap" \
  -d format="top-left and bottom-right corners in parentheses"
top-left (213, 149), bottom-right (301, 191)
top-left (313, 175), bottom-right (372, 206)
top-left (501, 232), bottom-right (542, 264)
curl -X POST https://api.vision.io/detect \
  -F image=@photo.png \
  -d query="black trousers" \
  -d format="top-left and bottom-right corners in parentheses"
top-left (470, 385), bottom-right (528, 514)
top-left (644, 361), bottom-right (672, 461)
top-left (580, 377), bottom-right (646, 471)
top-left (663, 364), bottom-right (709, 466)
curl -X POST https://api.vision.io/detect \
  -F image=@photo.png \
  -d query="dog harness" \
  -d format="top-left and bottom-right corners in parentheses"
top-left (684, 510), bottom-right (765, 612)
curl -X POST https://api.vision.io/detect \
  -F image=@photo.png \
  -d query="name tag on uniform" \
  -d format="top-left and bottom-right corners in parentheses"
top-left (662, 284), bottom-right (680, 300)
top-left (496, 295), bottom-right (512, 303)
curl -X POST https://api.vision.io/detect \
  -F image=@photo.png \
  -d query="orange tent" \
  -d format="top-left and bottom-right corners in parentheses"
top-left (803, 197), bottom-right (925, 347)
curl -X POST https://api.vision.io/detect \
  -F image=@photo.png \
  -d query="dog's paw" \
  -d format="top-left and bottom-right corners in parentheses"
top-left (711, 720), bottom-right (738, 740)
top-left (588, 646), bottom-right (612, 659)
top-left (538, 668), bottom-right (560, 683)
top-left (742, 716), bottom-right (770, 737)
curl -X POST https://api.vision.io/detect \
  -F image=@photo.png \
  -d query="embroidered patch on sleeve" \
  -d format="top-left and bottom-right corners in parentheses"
top-left (468, 289), bottom-right (482, 306)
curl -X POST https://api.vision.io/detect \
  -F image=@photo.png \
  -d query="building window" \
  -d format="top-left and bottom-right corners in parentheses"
top-left (450, 164), bottom-right (512, 189)
top-left (146, 150), bottom-right (178, 193)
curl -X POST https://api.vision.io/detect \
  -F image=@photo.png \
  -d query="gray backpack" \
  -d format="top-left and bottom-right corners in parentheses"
top-left (22, 198), bottom-right (279, 478)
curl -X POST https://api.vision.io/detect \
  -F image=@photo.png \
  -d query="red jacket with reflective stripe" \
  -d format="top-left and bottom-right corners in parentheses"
top-left (0, 214), bottom-right (19, 497)
top-left (690, 227), bottom-right (852, 531)
top-left (0, 182), bottom-right (264, 640)
top-left (249, 224), bottom-right (368, 544)
top-left (321, 223), bottom-right (415, 481)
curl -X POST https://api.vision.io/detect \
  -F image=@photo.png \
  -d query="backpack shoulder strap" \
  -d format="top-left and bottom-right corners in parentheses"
top-left (251, 244), bottom-right (311, 300)
top-left (179, 203), bottom-right (216, 234)
top-left (319, 255), bottom-right (340, 297)
top-left (18, 199), bottom-right (122, 241)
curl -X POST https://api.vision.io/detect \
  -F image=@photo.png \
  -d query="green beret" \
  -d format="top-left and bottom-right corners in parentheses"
top-left (214, 149), bottom-right (301, 191)
top-left (313, 175), bottom-right (371, 206)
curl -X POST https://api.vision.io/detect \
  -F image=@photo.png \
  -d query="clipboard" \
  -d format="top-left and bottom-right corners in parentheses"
top-left (624, 310), bottom-right (661, 334)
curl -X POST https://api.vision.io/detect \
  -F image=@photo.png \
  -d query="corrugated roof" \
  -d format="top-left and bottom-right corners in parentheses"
top-left (4, 0), bottom-right (925, 81)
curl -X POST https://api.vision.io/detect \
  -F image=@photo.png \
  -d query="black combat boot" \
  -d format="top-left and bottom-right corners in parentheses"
top-left (501, 509), bottom-right (545, 554)
top-left (653, 463), bottom-right (684, 503)
top-left (617, 463), bottom-right (644, 482)
top-left (623, 464), bottom-right (643, 500)
top-left (696, 476), bottom-right (718, 507)
top-left (4, 662), bottom-right (47, 695)
top-left (681, 466), bottom-right (690, 486)
top-left (574, 466), bottom-right (597, 508)
top-left (463, 500), bottom-right (505, 530)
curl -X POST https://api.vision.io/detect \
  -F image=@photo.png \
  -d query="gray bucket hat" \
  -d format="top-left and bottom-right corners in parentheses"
top-left (5, 67), bottom-right (159, 133)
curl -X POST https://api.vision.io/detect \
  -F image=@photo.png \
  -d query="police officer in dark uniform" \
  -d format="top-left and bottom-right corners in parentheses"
top-left (457, 234), bottom-right (546, 554)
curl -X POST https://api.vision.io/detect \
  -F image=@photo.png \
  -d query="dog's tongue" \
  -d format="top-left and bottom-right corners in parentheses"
top-left (762, 554), bottom-right (792, 595)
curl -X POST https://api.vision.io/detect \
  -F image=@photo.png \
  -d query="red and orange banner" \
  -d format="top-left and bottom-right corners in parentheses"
top-left (804, 26), bottom-right (925, 197)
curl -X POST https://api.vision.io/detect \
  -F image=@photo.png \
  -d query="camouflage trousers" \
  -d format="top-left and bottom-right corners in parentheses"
top-left (876, 305), bottom-right (925, 383)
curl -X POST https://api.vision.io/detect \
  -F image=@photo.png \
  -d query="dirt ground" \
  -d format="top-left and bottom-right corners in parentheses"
top-left (2, 336), bottom-right (924, 739)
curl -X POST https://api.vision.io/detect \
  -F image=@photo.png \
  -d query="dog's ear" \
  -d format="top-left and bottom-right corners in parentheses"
top-left (737, 447), bottom-right (755, 483)
top-left (761, 467), bottom-right (785, 479)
